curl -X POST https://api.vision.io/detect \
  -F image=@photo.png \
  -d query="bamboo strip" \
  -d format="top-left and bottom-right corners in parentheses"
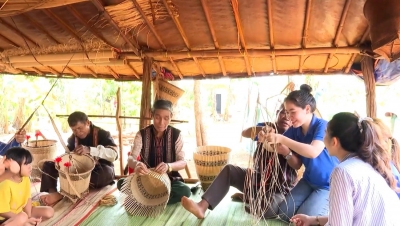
top-left (12, 59), bottom-right (126, 68)
top-left (8, 51), bottom-right (115, 63)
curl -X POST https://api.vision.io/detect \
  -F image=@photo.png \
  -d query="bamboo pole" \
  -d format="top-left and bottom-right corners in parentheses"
top-left (12, 59), bottom-right (126, 68)
top-left (8, 51), bottom-right (115, 63)
top-left (143, 47), bottom-right (361, 58)
top-left (361, 57), bottom-right (376, 118)
top-left (55, 114), bottom-right (188, 123)
top-left (115, 88), bottom-right (124, 176)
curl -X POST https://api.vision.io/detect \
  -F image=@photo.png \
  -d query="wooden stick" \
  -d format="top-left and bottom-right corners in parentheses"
top-left (324, 0), bottom-right (352, 73)
top-left (31, 67), bottom-right (44, 75)
top-left (193, 57), bottom-right (206, 77)
top-left (143, 47), bottom-right (361, 58)
top-left (42, 9), bottom-right (82, 42)
top-left (66, 67), bottom-right (78, 77)
top-left (8, 51), bottom-right (114, 63)
top-left (126, 63), bottom-right (140, 79)
top-left (12, 59), bottom-right (126, 68)
top-left (344, 27), bottom-right (369, 73)
top-left (115, 88), bottom-right (124, 176)
top-left (106, 66), bottom-right (119, 79)
top-left (267, 0), bottom-right (277, 73)
top-left (55, 114), bottom-right (189, 123)
top-left (84, 66), bottom-right (97, 78)
top-left (169, 57), bottom-right (183, 79)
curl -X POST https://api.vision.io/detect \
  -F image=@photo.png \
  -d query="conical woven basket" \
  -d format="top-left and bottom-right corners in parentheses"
top-left (121, 170), bottom-right (171, 217)
top-left (54, 153), bottom-right (95, 203)
top-left (158, 80), bottom-right (185, 105)
top-left (194, 146), bottom-right (231, 191)
top-left (22, 140), bottom-right (57, 179)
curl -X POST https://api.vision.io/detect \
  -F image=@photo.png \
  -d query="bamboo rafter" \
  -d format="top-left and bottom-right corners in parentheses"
top-left (266, 0), bottom-right (277, 74)
top-left (21, 13), bottom-right (61, 44)
top-left (299, 0), bottom-right (312, 73)
top-left (42, 9), bottom-right (82, 42)
top-left (126, 63), bottom-right (141, 79)
top-left (230, 0), bottom-right (252, 76)
top-left (345, 27), bottom-right (369, 73)
top-left (0, 18), bottom-right (38, 47)
top-left (84, 65), bottom-right (97, 78)
top-left (324, 0), bottom-right (352, 73)
top-left (169, 57), bottom-right (183, 79)
top-left (162, 0), bottom-right (205, 77)
top-left (106, 66), bottom-right (119, 79)
top-left (0, 33), bottom-right (19, 48)
top-left (200, 0), bottom-right (226, 76)
top-left (31, 67), bottom-right (44, 75)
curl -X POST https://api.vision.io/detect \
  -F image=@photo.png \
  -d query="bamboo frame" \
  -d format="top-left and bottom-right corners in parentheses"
top-left (345, 27), bottom-right (369, 73)
top-left (42, 9), bottom-right (82, 42)
top-left (116, 88), bottom-right (124, 176)
top-left (162, 0), bottom-right (205, 77)
top-left (200, 0), bottom-right (227, 76)
top-left (67, 5), bottom-right (116, 48)
top-left (267, 0), bottom-right (277, 73)
top-left (231, 0), bottom-right (252, 76)
top-left (8, 51), bottom-right (115, 63)
top-left (324, 0), bottom-right (351, 73)
top-left (143, 47), bottom-right (361, 58)
top-left (299, 0), bottom-right (312, 73)
top-left (90, 0), bottom-right (140, 56)
top-left (11, 59), bottom-right (126, 68)
top-left (21, 14), bottom-right (60, 44)
top-left (0, 18), bottom-right (38, 47)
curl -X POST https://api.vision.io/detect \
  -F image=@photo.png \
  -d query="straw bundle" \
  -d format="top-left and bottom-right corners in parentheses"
top-left (54, 153), bottom-right (95, 203)
top-left (120, 170), bottom-right (171, 217)
top-left (105, 0), bottom-right (169, 33)
top-left (22, 140), bottom-right (57, 179)
top-left (193, 146), bottom-right (231, 191)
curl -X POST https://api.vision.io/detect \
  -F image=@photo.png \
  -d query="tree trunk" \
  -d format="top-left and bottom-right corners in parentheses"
top-left (194, 80), bottom-right (207, 146)
top-left (139, 57), bottom-right (153, 130)
top-left (361, 57), bottom-right (376, 118)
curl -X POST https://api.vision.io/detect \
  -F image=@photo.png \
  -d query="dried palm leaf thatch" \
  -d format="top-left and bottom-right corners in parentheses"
top-left (120, 170), bottom-right (171, 217)
top-left (105, 0), bottom-right (169, 33)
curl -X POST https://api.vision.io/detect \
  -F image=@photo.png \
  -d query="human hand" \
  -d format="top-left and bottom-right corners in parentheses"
top-left (276, 143), bottom-right (291, 156)
top-left (135, 162), bottom-right (149, 176)
top-left (74, 145), bottom-right (90, 155)
top-left (290, 214), bottom-right (312, 226)
top-left (15, 129), bottom-right (26, 144)
top-left (266, 133), bottom-right (282, 144)
top-left (154, 162), bottom-right (168, 174)
top-left (262, 125), bottom-right (276, 134)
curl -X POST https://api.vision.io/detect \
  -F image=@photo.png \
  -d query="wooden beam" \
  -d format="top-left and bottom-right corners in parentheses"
top-left (143, 47), bottom-right (361, 58)
top-left (230, 0), bottom-right (252, 75)
top-left (324, 0), bottom-right (352, 73)
top-left (169, 57), bottom-right (183, 79)
top-left (84, 66), bottom-right (97, 78)
top-left (0, 33), bottom-right (19, 47)
top-left (345, 27), bottom-right (369, 73)
top-left (126, 63), bottom-right (141, 79)
top-left (66, 5), bottom-right (116, 47)
top-left (90, 0), bottom-right (140, 56)
top-left (161, 0), bottom-right (205, 77)
top-left (131, 0), bottom-right (166, 49)
top-left (42, 9), bottom-right (82, 42)
top-left (46, 66), bottom-right (60, 76)
top-left (106, 66), bottom-right (119, 79)
top-left (66, 66), bottom-right (79, 77)
top-left (266, 0), bottom-right (277, 73)
top-left (299, 0), bottom-right (312, 73)
top-left (0, 18), bottom-right (38, 47)
top-left (193, 57), bottom-right (206, 77)
top-left (200, 0), bottom-right (226, 76)
top-left (361, 57), bottom-right (376, 117)
top-left (139, 56), bottom-right (153, 129)
top-left (20, 14), bottom-right (60, 44)
top-left (31, 67), bottom-right (44, 75)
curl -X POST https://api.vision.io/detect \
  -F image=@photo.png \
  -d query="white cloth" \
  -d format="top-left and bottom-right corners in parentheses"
top-left (89, 145), bottom-right (117, 163)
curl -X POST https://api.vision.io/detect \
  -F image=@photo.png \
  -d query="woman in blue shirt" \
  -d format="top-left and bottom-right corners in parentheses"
top-left (0, 130), bottom-right (26, 156)
top-left (262, 84), bottom-right (339, 222)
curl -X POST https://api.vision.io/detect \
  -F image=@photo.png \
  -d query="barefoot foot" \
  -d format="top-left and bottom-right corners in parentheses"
top-left (181, 197), bottom-right (206, 219)
top-left (40, 192), bottom-right (63, 207)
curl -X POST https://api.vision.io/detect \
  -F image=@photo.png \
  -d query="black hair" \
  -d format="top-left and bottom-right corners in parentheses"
top-left (284, 84), bottom-right (316, 112)
top-left (68, 111), bottom-right (89, 127)
top-left (152, 99), bottom-right (173, 114)
top-left (327, 112), bottom-right (396, 189)
top-left (4, 147), bottom-right (33, 167)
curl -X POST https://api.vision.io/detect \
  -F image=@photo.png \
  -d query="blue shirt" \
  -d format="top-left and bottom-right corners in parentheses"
top-left (283, 114), bottom-right (339, 189)
top-left (390, 162), bottom-right (400, 199)
top-left (0, 139), bottom-right (20, 155)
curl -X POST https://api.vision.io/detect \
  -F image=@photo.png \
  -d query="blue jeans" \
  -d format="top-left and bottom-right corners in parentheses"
top-left (265, 178), bottom-right (329, 222)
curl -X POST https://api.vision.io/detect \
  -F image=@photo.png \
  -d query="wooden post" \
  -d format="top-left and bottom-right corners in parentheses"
top-left (194, 80), bottom-right (208, 146)
top-left (115, 88), bottom-right (124, 176)
top-left (139, 57), bottom-right (153, 130)
top-left (361, 57), bottom-right (377, 118)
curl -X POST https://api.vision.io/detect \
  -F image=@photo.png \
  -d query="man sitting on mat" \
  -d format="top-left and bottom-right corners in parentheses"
top-left (182, 104), bottom-right (298, 219)
top-left (119, 99), bottom-right (191, 205)
top-left (39, 111), bottom-right (118, 206)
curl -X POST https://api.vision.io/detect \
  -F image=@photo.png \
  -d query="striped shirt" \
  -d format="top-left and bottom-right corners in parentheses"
top-left (327, 157), bottom-right (400, 226)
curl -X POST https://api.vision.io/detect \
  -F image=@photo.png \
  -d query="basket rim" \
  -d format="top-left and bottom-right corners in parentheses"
top-left (54, 153), bottom-right (95, 176)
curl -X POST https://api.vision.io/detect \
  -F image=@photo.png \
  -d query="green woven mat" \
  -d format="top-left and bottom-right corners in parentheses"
top-left (80, 187), bottom-right (289, 226)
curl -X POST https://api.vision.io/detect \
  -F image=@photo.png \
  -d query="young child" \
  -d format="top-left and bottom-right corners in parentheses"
top-left (0, 147), bottom-right (54, 226)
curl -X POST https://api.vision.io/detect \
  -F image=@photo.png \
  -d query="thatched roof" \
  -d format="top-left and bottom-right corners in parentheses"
top-left (0, 0), bottom-right (374, 80)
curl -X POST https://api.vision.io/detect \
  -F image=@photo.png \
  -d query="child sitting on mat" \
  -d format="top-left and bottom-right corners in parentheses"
top-left (0, 147), bottom-right (54, 226)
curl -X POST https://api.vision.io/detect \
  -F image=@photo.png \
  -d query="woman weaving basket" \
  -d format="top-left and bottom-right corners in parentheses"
top-left (39, 111), bottom-right (118, 206)
top-left (120, 99), bottom-right (191, 205)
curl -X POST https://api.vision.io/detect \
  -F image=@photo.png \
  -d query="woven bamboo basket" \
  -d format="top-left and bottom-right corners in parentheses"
top-left (121, 170), bottom-right (171, 217)
top-left (22, 140), bottom-right (57, 179)
top-left (158, 80), bottom-right (185, 105)
top-left (364, 0), bottom-right (400, 61)
top-left (194, 146), bottom-right (232, 191)
top-left (55, 153), bottom-right (95, 203)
